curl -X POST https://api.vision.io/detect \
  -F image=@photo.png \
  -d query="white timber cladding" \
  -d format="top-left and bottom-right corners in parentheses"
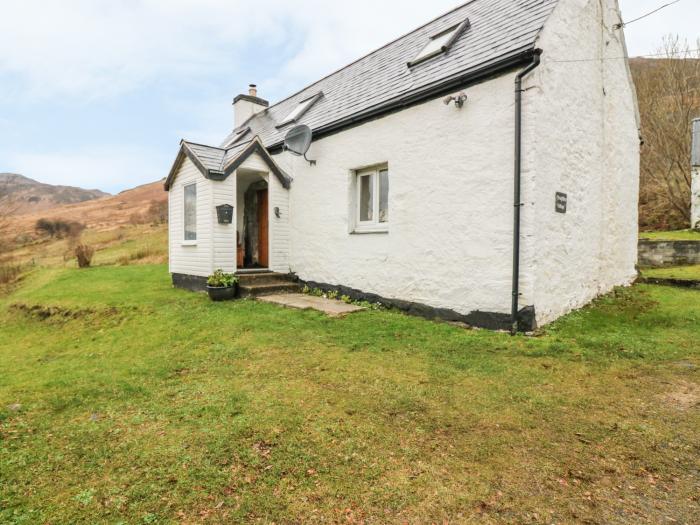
top-left (168, 157), bottom-right (214, 277)
top-left (268, 164), bottom-right (291, 273)
top-left (520, 0), bottom-right (640, 325)
top-left (169, 151), bottom-right (292, 276)
top-left (212, 171), bottom-right (237, 274)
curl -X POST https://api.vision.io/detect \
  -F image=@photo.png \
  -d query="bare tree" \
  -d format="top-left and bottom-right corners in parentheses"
top-left (633, 36), bottom-right (700, 230)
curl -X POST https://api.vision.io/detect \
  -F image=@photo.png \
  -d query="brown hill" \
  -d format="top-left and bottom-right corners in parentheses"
top-left (0, 173), bottom-right (110, 215)
top-left (6, 179), bottom-right (167, 238)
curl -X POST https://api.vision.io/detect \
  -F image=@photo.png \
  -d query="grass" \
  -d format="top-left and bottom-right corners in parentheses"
top-left (643, 264), bottom-right (700, 282)
top-left (1, 265), bottom-right (699, 523)
top-left (5, 224), bottom-right (167, 269)
top-left (640, 229), bottom-right (700, 241)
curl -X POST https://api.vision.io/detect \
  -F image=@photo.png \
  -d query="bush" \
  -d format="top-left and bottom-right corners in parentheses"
top-left (116, 245), bottom-right (164, 266)
top-left (146, 200), bottom-right (168, 224)
top-left (35, 218), bottom-right (85, 239)
top-left (74, 244), bottom-right (95, 268)
top-left (0, 258), bottom-right (22, 284)
top-left (207, 269), bottom-right (238, 288)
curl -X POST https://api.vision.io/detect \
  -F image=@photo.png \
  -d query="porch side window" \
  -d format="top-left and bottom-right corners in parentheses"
top-left (355, 166), bottom-right (388, 232)
top-left (184, 183), bottom-right (197, 241)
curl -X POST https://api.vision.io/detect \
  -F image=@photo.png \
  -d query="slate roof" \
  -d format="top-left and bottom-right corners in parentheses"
top-left (164, 138), bottom-right (291, 190)
top-left (220, 0), bottom-right (559, 150)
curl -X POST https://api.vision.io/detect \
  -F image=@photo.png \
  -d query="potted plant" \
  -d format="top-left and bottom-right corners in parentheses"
top-left (206, 269), bottom-right (239, 301)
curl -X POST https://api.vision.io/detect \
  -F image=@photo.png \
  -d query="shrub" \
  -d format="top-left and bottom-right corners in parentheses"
top-left (146, 200), bottom-right (168, 224)
top-left (116, 246), bottom-right (163, 266)
top-left (129, 212), bottom-right (145, 225)
top-left (35, 218), bottom-right (85, 239)
top-left (74, 244), bottom-right (95, 268)
top-left (207, 269), bottom-right (238, 288)
top-left (0, 258), bottom-right (22, 284)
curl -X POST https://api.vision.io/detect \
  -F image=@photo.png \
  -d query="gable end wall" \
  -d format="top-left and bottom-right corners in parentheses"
top-left (521, 0), bottom-right (640, 325)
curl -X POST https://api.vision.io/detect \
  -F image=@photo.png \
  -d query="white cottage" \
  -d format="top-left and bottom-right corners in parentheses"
top-left (166, 0), bottom-right (640, 332)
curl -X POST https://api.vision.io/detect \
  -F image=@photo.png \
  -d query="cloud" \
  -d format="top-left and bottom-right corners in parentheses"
top-left (0, 0), bottom-right (459, 102)
top-left (3, 147), bottom-right (170, 193)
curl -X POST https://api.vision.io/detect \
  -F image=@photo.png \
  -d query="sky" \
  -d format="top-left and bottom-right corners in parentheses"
top-left (0, 0), bottom-right (698, 194)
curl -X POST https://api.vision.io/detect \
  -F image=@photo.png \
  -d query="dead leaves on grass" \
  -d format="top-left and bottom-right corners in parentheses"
top-left (659, 380), bottom-right (700, 410)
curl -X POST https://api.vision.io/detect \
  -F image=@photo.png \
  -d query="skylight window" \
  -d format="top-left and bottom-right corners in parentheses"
top-left (408, 19), bottom-right (470, 67)
top-left (278, 92), bottom-right (323, 127)
top-left (223, 126), bottom-right (250, 148)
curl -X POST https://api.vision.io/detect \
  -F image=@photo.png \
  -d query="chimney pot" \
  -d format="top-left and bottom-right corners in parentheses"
top-left (249, 84), bottom-right (257, 97)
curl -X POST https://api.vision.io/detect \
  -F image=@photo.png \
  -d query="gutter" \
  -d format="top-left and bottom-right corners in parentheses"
top-left (267, 48), bottom-right (540, 153)
top-left (511, 49), bottom-right (542, 335)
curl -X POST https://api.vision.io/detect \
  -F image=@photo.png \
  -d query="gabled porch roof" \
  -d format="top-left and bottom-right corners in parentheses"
top-left (164, 136), bottom-right (292, 191)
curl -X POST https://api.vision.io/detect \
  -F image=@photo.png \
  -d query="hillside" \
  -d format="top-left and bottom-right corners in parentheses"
top-left (5, 179), bottom-right (167, 238)
top-left (0, 173), bottom-right (110, 214)
top-left (630, 56), bottom-right (700, 230)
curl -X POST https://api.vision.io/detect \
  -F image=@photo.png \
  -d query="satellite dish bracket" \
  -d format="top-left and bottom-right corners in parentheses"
top-left (283, 124), bottom-right (316, 166)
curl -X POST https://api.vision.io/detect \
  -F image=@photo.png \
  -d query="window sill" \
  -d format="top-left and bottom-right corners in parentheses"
top-left (181, 241), bottom-right (198, 246)
top-left (351, 227), bottom-right (389, 235)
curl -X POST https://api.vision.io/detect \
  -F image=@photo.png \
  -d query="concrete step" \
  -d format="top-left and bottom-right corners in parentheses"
top-left (239, 281), bottom-right (301, 298)
top-left (237, 272), bottom-right (296, 286)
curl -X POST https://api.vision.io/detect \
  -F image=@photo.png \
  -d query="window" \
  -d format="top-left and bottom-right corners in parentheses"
top-left (184, 183), bottom-right (197, 241)
top-left (278, 92), bottom-right (323, 127)
top-left (408, 19), bottom-right (470, 67)
top-left (355, 166), bottom-right (389, 232)
top-left (223, 126), bottom-right (250, 148)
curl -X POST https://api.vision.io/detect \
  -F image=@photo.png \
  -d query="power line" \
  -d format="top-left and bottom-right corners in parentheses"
top-left (613, 0), bottom-right (682, 30)
top-left (550, 48), bottom-right (700, 64)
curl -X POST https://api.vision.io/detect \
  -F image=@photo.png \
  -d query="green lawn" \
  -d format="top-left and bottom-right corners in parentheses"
top-left (1, 266), bottom-right (699, 523)
top-left (643, 265), bottom-right (700, 282)
top-left (640, 229), bottom-right (700, 241)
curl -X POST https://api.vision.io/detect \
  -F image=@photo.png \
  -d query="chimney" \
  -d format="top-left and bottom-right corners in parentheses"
top-left (233, 84), bottom-right (269, 128)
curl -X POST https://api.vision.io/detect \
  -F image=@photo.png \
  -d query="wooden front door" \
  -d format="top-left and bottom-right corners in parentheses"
top-left (257, 189), bottom-right (269, 267)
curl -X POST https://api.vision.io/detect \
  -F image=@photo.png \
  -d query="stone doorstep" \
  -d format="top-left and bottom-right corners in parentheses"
top-left (257, 293), bottom-right (365, 317)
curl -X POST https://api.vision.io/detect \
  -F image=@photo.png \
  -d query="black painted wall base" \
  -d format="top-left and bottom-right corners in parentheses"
top-left (302, 280), bottom-right (537, 332)
top-left (172, 273), bottom-right (208, 292)
top-left (171, 271), bottom-right (537, 332)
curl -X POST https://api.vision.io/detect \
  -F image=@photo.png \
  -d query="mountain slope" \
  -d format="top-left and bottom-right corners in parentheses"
top-left (5, 179), bottom-right (166, 237)
top-left (0, 173), bottom-right (110, 214)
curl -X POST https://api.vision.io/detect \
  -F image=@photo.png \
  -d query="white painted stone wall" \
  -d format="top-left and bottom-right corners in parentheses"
top-left (168, 0), bottom-right (640, 326)
top-left (521, 0), bottom-right (640, 325)
top-left (692, 167), bottom-right (700, 230)
top-left (274, 71), bottom-right (519, 317)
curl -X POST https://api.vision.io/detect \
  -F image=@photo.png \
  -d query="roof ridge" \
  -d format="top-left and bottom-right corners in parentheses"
top-left (262, 0), bottom-right (478, 112)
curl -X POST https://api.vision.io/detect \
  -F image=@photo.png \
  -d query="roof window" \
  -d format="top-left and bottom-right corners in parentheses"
top-left (223, 126), bottom-right (250, 148)
top-left (408, 19), bottom-right (470, 67)
top-left (278, 92), bottom-right (323, 127)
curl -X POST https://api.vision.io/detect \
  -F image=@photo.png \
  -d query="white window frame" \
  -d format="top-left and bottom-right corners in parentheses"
top-left (183, 182), bottom-right (197, 245)
top-left (408, 19), bottom-right (470, 67)
top-left (353, 165), bottom-right (389, 234)
top-left (277, 92), bottom-right (323, 128)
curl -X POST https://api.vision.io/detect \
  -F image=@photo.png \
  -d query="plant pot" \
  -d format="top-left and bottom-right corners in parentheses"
top-left (206, 284), bottom-right (238, 302)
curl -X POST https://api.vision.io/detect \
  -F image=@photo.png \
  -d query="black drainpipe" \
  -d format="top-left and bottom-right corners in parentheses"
top-left (511, 49), bottom-right (542, 335)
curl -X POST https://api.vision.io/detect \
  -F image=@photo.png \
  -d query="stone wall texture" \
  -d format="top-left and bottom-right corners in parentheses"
top-left (638, 240), bottom-right (700, 268)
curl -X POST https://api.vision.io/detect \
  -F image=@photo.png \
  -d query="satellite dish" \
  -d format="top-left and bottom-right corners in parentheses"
top-left (284, 125), bottom-right (315, 165)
